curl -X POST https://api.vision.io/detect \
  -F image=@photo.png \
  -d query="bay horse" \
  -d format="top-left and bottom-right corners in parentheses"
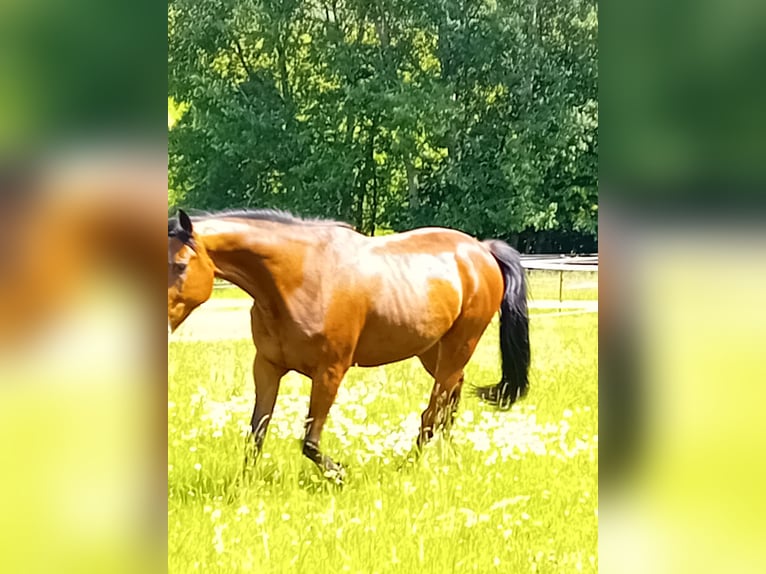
top-left (168, 209), bottom-right (529, 482)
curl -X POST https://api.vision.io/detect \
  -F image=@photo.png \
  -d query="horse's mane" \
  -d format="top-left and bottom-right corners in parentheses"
top-left (178, 208), bottom-right (354, 230)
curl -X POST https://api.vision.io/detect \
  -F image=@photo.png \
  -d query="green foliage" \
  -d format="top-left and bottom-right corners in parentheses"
top-left (168, 0), bottom-right (597, 244)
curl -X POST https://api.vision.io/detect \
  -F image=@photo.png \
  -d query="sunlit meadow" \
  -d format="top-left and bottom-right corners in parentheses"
top-left (169, 271), bottom-right (597, 573)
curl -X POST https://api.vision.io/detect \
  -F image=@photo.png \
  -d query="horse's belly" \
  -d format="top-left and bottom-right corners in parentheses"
top-left (352, 328), bottom-right (436, 366)
top-left (352, 279), bottom-right (461, 366)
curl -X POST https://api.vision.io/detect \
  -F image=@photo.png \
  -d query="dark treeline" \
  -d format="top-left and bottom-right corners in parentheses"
top-left (169, 0), bottom-right (597, 252)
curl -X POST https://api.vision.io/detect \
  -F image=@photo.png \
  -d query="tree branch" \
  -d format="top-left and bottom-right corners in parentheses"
top-left (233, 38), bottom-right (254, 79)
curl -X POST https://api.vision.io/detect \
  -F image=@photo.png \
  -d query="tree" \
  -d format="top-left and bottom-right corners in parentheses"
top-left (168, 0), bottom-right (598, 250)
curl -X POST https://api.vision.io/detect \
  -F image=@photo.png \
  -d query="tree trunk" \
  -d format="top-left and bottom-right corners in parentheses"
top-left (368, 119), bottom-right (378, 236)
top-left (404, 156), bottom-right (419, 210)
top-left (276, 41), bottom-right (291, 104)
top-left (355, 181), bottom-right (366, 232)
top-left (339, 112), bottom-right (357, 220)
top-left (436, 22), bottom-right (457, 161)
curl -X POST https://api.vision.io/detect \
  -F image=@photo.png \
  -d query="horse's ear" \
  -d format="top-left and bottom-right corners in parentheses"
top-left (178, 210), bottom-right (193, 234)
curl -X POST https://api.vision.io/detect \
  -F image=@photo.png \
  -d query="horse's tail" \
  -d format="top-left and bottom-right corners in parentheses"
top-left (475, 239), bottom-right (530, 409)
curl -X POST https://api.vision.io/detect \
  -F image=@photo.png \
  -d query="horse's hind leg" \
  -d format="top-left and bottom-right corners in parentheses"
top-left (445, 373), bottom-right (465, 432)
top-left (419, 347), bottom-right (465, 434)
top-left (246, 355), bottom-right (287, 464)
top-left (416, 337), bottom-right (479, 449)
top-left (417, 368), bottom-right (465, 449)
top-left (303, 362), bottom-right (349, 483)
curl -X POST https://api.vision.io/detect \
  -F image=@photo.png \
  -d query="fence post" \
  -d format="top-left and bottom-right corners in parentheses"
top-left (559, 269), bottom-right (564, 312)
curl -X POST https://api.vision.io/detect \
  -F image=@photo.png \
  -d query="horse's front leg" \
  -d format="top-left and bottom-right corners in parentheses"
top-left (245, 354), bottom-right (287, 466)
top-left (303, 361), bottom-right (349, 484)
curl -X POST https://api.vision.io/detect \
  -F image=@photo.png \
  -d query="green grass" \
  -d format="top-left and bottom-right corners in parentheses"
top-left (210, 284), bottom-right (252, 300)
top-left (526, 270), bottom-right (598, 301)
top-left (169, 305), bottom-right (597, 573)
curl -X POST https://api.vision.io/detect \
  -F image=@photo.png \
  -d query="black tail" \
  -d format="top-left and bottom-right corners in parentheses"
top-left (475, 240), bottom-right (530, 409)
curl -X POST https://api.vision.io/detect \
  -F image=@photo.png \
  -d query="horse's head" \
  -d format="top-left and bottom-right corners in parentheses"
top-left (167, 210), bottom-right (215, 332)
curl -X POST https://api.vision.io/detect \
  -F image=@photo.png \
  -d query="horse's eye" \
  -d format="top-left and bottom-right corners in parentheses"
top-left (173, 262), bottom-right (188, 274)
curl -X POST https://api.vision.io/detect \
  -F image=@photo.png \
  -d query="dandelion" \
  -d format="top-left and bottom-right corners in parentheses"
top-left (489, 496), bottom-right (530, 511)
top-left (194, 463), bottom-right (202, 471)
top-left (212, 524), bottom-right (226, 554)
top-left (484, 452), bottom-right (498, 466)
top-left (466, 429), bottom-right (491, 452)
top-left (459, 508), bottom-right (478, 528)
top-left (181, 428), bottom-right (199, 440)
top-left (262, 532), bottom-right (270, 560)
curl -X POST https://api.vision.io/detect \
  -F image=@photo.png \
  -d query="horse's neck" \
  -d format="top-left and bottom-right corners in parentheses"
top-left (198, 222), bottom-right (307, 302)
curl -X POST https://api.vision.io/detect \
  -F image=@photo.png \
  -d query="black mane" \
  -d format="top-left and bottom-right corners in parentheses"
top-left (184, 208), bottom-right (353, 229)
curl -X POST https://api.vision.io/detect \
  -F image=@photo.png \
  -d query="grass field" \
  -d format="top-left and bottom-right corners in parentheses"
top-left (169, 277), bottom-right (597, 573)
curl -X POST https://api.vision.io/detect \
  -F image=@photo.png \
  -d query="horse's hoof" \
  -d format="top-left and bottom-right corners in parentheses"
top-left (242, 448), bottom-right (261, 470)
top-left (399, 448), bottom-right (422, 469)
top-left (323, 462), bottom-right (346, 486)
